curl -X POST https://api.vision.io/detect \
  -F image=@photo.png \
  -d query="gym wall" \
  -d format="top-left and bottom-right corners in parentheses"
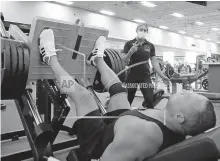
top-left (1, 1), bottom-right (220, 54)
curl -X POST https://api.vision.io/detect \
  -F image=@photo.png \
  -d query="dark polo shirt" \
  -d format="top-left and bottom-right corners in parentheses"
top-left (123, 38), bottom-right (156, 79)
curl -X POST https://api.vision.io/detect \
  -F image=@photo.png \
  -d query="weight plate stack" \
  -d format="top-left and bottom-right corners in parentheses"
top-left (1, 37), bottom-right (30, 100)
top-left (93, 48), bottom-right (125, 93)
top-left (107, 48), bottom-right (126, 82)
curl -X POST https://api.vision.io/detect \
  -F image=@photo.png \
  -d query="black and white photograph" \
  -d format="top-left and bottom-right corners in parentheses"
top-left (1, 1), bottom-right (220, 161)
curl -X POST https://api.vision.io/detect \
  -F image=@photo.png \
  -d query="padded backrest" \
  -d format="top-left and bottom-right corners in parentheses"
top-left (147, 127), bottom-right (220, 161)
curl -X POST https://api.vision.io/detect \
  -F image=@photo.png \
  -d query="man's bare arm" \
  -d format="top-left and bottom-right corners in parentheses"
top-left (100, 122), bottom-right (163, 161)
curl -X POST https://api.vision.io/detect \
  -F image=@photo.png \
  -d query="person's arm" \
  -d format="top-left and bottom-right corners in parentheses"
top-left (121, 41), bottom-right (131, 65)
top-left (150, 45), bottom-right (167, 79)
top-left (100, 122), bottom-right (163, 161)
top-left (122, 41), bottom-right (139, 65)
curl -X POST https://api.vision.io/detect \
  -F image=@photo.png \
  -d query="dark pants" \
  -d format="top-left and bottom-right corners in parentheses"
top-left (126, 73), bottom-right (154, 109)
top-left (73, 83), bottom-right (129, 159)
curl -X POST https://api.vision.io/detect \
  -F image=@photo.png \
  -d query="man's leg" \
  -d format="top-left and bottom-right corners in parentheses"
top-left (39, 29), bottom-right (109, 159)
top-left (39, 29), bottom-right (98, 117)
top-left (86, 37), bottom-right (130, 113)
top-left (96, 58), bottom-right (131, 113)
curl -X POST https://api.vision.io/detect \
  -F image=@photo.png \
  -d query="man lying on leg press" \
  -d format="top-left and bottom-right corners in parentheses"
top-left (39, 29), bottom-right (216, 161)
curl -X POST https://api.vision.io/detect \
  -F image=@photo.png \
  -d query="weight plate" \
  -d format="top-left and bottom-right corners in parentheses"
top-left (108, 49), bottom-right (123, 78)
top-left (13, 46), bottom-right (29, 98)
top-left (23, 47), bottom-right (30, 75)
top-left (1, 38), bottom-right (30, 100)
top-left (17, 45), bottom-right (24, 75)
top-left (105, 49), bottom-right (116, 72)
top-left (10, 43), bottom-right (19, 76)
top-left (93, 48), bottom-right (126, 93)
top-left (3, 40), bottom-right (11, 77)
top-left (113, 50), bottom-right (126, 82)
top-left (106, 49), bottom-right (119, 77)
top-left (107, 49), bottom-right (120, 74)
top-left (8, 43), bottom-right (13, 76)
top-left (112, 49), bottom-right (126, 82)
top-left (114, 49), bottom-right (125, 70)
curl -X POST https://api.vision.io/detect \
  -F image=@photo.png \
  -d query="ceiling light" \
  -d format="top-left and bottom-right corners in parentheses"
top-left (179, 31), bottom-right (186, 34)
top-left (99, 10), bottom-right (115, 16)
top-left (53, 1), bottom-right (74, 5)
top-left (194, 35), bottom-right (200, 38)
top-left (195, 21), bottom-right (204, 26)
top-left (141, 1), bottom-right (157, 7)
top-left (206, 38), bottom-right (211, 41)
top-left (211, 28), bottom-right (219, 31)
top-left (171, 13), bottom-right (184, 18)
top-left (133, 19), bottom-right (146, 23)
top-left (159, 26), bottom-right (168, 29)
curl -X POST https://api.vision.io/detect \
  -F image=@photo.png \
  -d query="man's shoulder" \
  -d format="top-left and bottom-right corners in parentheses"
top-left (125, 120), bottom-right (163, 154)
top-left (118, 116), bottom-right (163, 137)
top-left (136, 120), bottom-right (163, 136)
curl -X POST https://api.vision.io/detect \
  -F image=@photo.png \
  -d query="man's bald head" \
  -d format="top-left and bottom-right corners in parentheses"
top-left (166, 91), bottom-right (216, 136)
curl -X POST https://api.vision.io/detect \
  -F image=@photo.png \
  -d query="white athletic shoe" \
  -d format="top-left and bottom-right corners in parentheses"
top-left (87, 36), bottom-right (106, 66)
top-left (39, 29), bottom-right (58, 65)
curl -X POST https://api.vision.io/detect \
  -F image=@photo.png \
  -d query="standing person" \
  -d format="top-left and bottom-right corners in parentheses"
top-left (122, 23), bottom-right (169, 108)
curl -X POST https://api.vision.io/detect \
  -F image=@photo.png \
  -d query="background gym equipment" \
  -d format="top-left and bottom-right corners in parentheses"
top-left (169, 54), bottom-right (209, 94)
top-left (177, 63), bottom-right (192, 74)
top-left (206, 62), bottom-right (220, 93)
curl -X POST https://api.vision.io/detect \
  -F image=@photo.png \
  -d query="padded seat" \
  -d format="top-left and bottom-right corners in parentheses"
top-left (146, 127), bottom-right (220, 161)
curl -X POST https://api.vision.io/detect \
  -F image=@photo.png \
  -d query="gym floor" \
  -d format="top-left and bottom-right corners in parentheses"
top-left (1, 82), bottom-right (220, 161)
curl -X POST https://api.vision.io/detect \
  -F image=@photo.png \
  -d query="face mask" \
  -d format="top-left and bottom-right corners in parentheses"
top-left (137, 31), bottom-right (146, 39)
